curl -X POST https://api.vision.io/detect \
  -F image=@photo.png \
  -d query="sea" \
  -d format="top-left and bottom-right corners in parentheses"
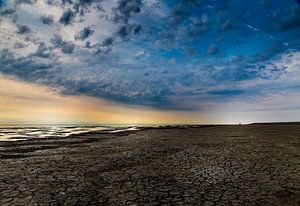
top-left (0, 125), bottom-right (142, 141)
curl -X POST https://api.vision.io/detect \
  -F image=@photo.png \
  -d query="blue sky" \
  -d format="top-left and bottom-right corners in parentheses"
top-left (0, 0), bottom-right (300, 123)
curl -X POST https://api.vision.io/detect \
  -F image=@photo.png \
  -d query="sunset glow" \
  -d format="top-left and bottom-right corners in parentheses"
top-left (0, 76), bottom-right (205, 124)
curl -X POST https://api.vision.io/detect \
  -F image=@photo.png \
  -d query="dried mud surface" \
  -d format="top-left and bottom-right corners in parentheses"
top-left (0, 125), bottom-right (299, 205)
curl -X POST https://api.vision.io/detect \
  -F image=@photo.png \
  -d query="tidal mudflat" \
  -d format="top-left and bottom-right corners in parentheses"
top-left (0, 124), bottom-right (299, 206)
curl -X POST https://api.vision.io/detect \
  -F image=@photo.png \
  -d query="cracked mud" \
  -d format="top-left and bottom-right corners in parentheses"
top-left (0, 125), bottom-right (299, 205)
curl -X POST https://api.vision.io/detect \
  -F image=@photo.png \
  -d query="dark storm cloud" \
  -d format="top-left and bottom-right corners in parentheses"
top-left (1, 8), bottom-right (15, 16)
top-left (40, 15), bottom-right (54, 25)
top-left (105, 0), bottom-right (143, 46)
top-left (74, 0), bottom-right (93, 5)
top-left (133, 24), bottom-right (142, 34)
top-left (45, 0), bottom-right (96, 8)
top-left (75, 26), bottom-right (94, 41)
top-left (0, 0), bottom-right (299, 110)
top-left (17, 25), bottom-right (31, 34)
top-left (15, 0), bottom-right (37, 5)
top-left (102, 37), bottom-right (114, 47)
top-left (36, 43), bottom-right (52, 58)
top-left (113, 0), bottom-right (142, 24)
top-left (59, 9), bottom-right (75, 25)
top-left (44, 0), bottom-right (60, 6)
top-left (0, 49), bottom-right (54, 81)
top-left (51, 35), bottom-right (75, 54)
top-left (207, 89), bottom-right (243, 96)
top-left (116, 24), bottom-right (141, 39)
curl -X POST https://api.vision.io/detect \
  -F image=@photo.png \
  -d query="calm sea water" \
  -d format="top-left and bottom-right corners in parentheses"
top-left (0, 125), bottom-right (140, 141)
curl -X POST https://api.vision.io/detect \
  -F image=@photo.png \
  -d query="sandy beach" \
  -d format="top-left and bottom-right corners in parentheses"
top-left (0, 124), bottom-right (299, 206)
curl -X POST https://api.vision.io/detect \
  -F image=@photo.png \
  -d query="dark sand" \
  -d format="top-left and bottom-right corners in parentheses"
top-left (0, 125), bottom-right (299, 206)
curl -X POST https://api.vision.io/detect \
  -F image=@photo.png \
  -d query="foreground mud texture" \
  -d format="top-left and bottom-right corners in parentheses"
top-left (0, 124), bottom-right (299, 206)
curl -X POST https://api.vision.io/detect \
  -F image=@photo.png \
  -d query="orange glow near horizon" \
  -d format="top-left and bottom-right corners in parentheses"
top-left (0, 75), bottom-right (208, 125)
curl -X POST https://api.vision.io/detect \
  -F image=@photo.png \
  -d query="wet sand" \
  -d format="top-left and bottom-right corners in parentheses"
top-left (0, 125), bottom-right (299, 205)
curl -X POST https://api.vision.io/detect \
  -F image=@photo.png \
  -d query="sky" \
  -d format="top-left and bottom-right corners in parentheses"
top-left (0, 0), bottom-right (299, 124)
